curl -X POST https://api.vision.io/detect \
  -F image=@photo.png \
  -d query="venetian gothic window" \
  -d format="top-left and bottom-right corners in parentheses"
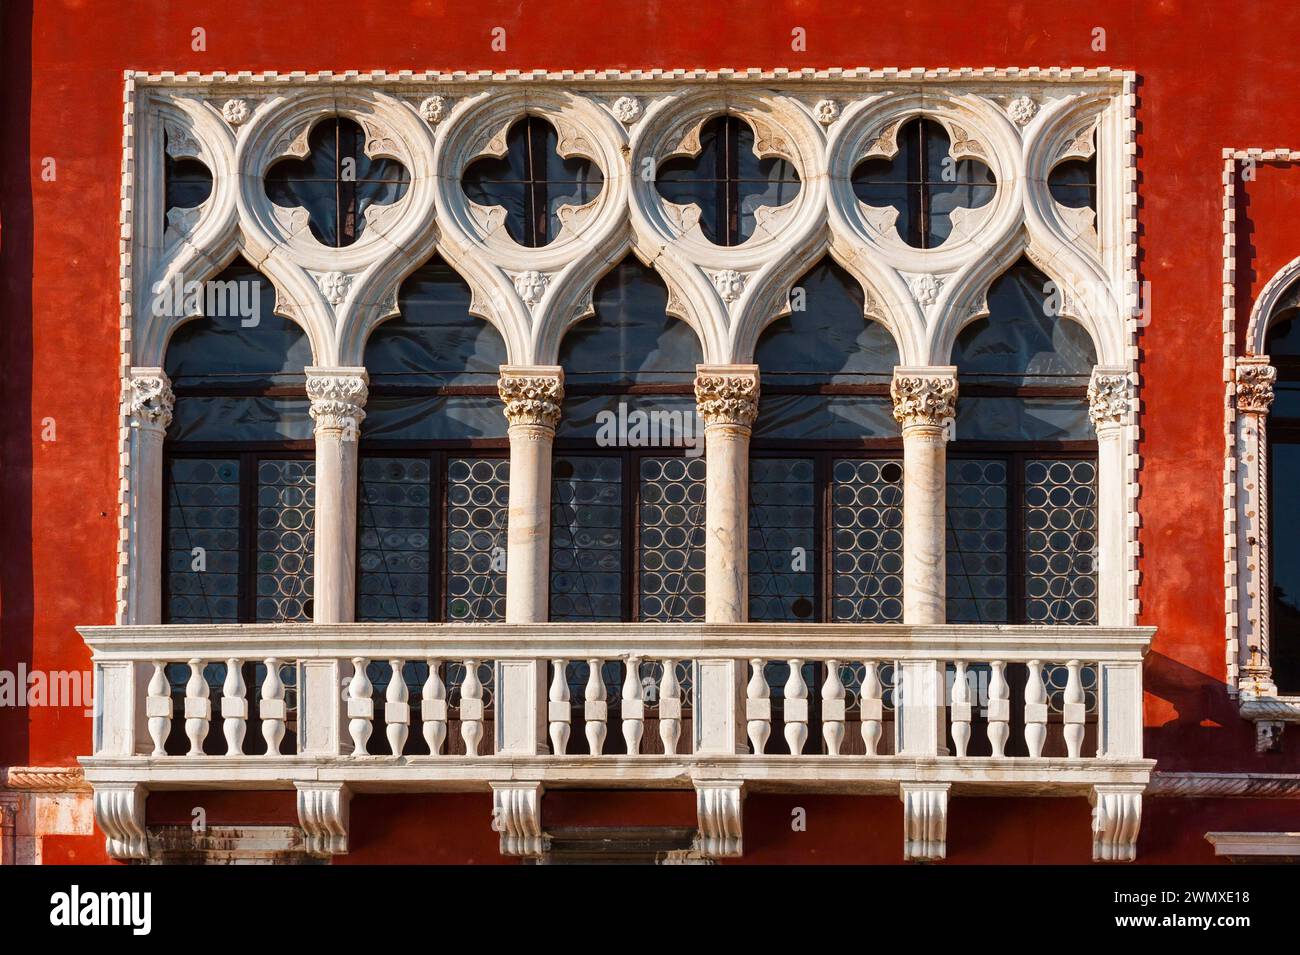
top-left (551, 256), bottom-right (704, 623)
top-left (1264, 307), bottom-right (1300, 693)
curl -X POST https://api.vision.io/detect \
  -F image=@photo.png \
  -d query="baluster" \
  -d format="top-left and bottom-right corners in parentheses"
top-left (950, 662), bottom-right (971, 758)
top-left (260, 658), bottom-right (287, 755)
top-left (460, 660), bottom-right (485, 756)
top-left (987, 660), bottom-right (1010, 758)
top-left (222, 658), bottom-right (247, 755)
top-left (784, 659), bottom-right (809, 755)
top-left (1063, 660), bottom-right (1085, 759)
top-left (584, 658), bottom-right (607, 755)
top-left (659, 659), bottom-right (681, 755)
top-left (621, 656), bottom-right (644, 755)
top-left (860, 661), bottom-right (883, 756)
top-left (1024, 660), bottom-right (1048, 758)
top-left (347, 657), bottom-right (373, 756)
top-left (146, 661), bottom-right (172, 756)
top-left (184, 659), bottom-right (210, 756)
top-left (386, 659), bottom-right (410, 756)
top-left (548, 659), bottom-right (571, 755)
top-left (746, 658), bottom-right (771, 754)
top-left (422, 659), bottom-right (447, 755)
top-left (821, 660), bottom-right (846, 756)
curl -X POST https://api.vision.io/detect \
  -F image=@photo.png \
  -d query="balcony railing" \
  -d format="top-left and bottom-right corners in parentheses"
top-left (78, 622), bottom-right (1154, 862)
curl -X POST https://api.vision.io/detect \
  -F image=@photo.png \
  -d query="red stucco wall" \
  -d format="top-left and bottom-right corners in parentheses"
top-left (4, 0), bottom-right (1300, 862)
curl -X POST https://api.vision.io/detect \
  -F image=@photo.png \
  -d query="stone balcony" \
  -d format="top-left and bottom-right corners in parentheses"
top-left (78, 622), bottom-right (1153, 862)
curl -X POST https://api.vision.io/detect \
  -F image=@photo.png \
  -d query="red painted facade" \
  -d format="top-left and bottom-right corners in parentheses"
top-left (3, 0), bottom-right (1300, 864)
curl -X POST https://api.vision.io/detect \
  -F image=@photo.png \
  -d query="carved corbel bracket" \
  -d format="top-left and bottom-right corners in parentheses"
top-left (93, 783), bottom-right (149, 861)
top-left (900, 782), bottom-right (949, 862)
top-left (491, 781), bottom-right (547, 858)
top-left (693, 780), bottom-right (744, 858)
top-left (1090, 784), bottom-right (1143, 862)
top-left (296, 782), bottom-right (351, 858)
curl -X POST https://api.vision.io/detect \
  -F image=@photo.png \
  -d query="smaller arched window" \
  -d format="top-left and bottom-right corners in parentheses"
top-left (462, 116), bottom-right (604, 247)
top-left (852, 117), bottom-right (995, 249)
top-left (552, 257), bottom-right (704, 624)
top-left (947, 257), bottom-right (1098, 627)
top-left (655, 114), bottom-right (801, 246)
top-left (1265, 308), bottom-right (1300, 693)
top-left (265, 117), bottom-right (409, 247)
top-left (358, 258), bottom-right (510, 624)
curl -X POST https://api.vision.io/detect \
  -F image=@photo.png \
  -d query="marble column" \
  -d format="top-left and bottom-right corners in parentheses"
top-left (1088, 367), bottom-right (1133, 629)
top-left (125, 368), bottom-right (175, 625)
top-left (1233, 357), bottom-right (1278, 694)
top-left (306, 367), bottom-right (368, 624)
top-left (695, 365), bottom-right (759, 624)
top-left (498, 366), bottom-right (564, 624)
top-left (890, 367), bottom-right (958, 625)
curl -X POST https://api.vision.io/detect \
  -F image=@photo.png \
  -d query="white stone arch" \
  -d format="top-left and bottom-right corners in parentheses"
top-left (1246, 255), bottom-right (1300, 356)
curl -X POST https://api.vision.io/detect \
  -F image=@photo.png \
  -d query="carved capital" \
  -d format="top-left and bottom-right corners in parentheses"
top-left (296, 782), bottom-right (350, 858)
top-left (127, 368), bottom-right (175, 433)
top-left (1088, 367), bottom-right (1131, 431)
top-left (891, 367), bottom-right (957, 431)
top-left (1090, 784), bottom-right (1143, 862)
top-left (491, 782), bottom-right (547, 857)
top-left (306, 367), bottom-right (369, 439)
top-left (694, 780), bottom-right (743, 858)
top-left (93, 783), bottom-right (148, 860)
top-left (1236, 357), bottom-right (1277, 415)
top-left (900, 783), bottom-right (949, 862)
top-left (694, 365), bottom-right (759, 429)
top-left (498, 366), bottom-right (564, 431)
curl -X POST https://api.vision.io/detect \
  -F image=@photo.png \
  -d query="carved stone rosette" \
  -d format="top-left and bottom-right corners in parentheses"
top-left (890, 368), bottom-right (957, 432)
top-left (1087, 368), bottom-right (1131, 432)
top-left (127, 368), bottom-right (175, 433)
top-left (1236, 357), bottom-right (1277, 415)
top-left (694, 367), bottom-right (759, 430)
top-left (305, 369), bottom-right (369, 439)
top-left (499, 367), bottom-right (564, 432)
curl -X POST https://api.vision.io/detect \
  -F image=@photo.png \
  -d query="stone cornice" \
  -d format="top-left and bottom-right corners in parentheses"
top-left (890, 367), bottom-right (957, 430)
top-left (498, 366), bottom-right (564, 431)
top-left (694, 365), bottom-right (759, 429)
top-left (1235, 357), bottom-right (1277, 415)
top-left (0, 765), bottom-right (91, 793)
top-left (305, 367), bottom-right (369, 438)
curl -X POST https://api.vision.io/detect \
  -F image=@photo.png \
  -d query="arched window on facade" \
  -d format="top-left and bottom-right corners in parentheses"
top-left (161, 259), bottom-right (312, 753)
top-left (749, 257), bottom-right (902, 754)
top-left (551, 256), bottom-right (705, 624)
top-left (1264, 308), bottom-right (1300, 693)
top-left (947, 257), bottom-right (1099, 628)
top-left (354, 257), bottom-right (510, 755)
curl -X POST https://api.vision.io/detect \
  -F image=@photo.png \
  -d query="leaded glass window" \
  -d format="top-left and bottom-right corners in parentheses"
top-left (1266, 309), bottom-right (1300, 693)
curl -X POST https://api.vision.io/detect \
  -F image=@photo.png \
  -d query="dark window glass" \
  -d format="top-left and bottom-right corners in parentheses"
top-left (551, 455), bottom-right (623, 622)
top-left (655, 115), bottom-right (801, 246)
top-left (749, 458), bottom-right (817, 622)
top-left (265, 117), bottom-right (409, 247)
top-left (254, 459), bottom-right (315, 622)
top-left (164, 134), bottom-right (212, 229)
top-left (638, 456), bottom-right (706, 622)
top-left (166, 458), bottom-right (241, 623)
top-left (1049, 156), bottom-right (1097, 212)
top-left (462, 116), bottom-right (604, 248)
top-left (830, 459), bottom-right (905, 622)
top-left (1267, 311), bottom-right (1300, 693)
top-left (852, 117), bottom-right (996, 249)
top-left (357, 457), bottom-right (433, 622)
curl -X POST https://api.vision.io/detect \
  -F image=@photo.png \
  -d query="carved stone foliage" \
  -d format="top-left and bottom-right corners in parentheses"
top-left (1236, 358), bottom-right (1277, 415)
top-left (1087, 370), bottom-right (1131, 429)
top-left (498, 369), bottom-right (564, 430)
top-left (306, 370), bottom-right (369, 437)
top-left (694, 367), bottom-right (759, 428)
top-left (890, 370), bottom-right (958, 429)
top-left (127, 370), bottom-right (175, 431)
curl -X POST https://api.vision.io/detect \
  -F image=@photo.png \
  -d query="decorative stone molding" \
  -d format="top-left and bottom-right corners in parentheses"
top-left (513, 269), bottom-right (549, 307)
top-left (711, 268), bottom-right (746, 304)
top-left (498, 366), bottom-right (564, 431)
top-left (1007, 95), bottom-right (1038, 127)
top-left (296, 782), bottom-right (350, 858)
top-left (315, 270), bottom-right (353, 307)
top-left (694, 780), bottom-right (743, 858)
top-left (813, 98), bottom-right (839, 126)
top-left (0, 766), bottom-right (91, 793)
top-left (418, 94), bottom-right (448, 125)
top-left (1149, 771), bottom-right (1300, 798)
top-left (1090, 784), bottom-right (1142, 862)
top-left (127, 368), bottom-right (175, 432)
top-left (491, 782), bottom-right (547, 857)
top-left (306, 368), bottom-right (369, 438)
top-left (611, 95), bottom-right (641, 125)
top-left (221, 98), bottom-right (250, 126)
top-left (694, 365), bottom-right (759, 429)
top-left (1087, 367), bottom-right (1130, 431)
top-left (1235, 357), bottom-right (1277, 415)
top-left (1206, 831), bottom-right (1300, 860)
top-left (891, 367), bottom-right (958, 431)
top-left (900, 782), bottom-right (949, 862)
top-left (908, 272), bottom-right (941, 306)
top-left (93, 783), bottom-right (148, 860)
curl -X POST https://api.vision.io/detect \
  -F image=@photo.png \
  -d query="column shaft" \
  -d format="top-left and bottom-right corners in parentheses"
top-left (126, 368), bottom-right (175, 625)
